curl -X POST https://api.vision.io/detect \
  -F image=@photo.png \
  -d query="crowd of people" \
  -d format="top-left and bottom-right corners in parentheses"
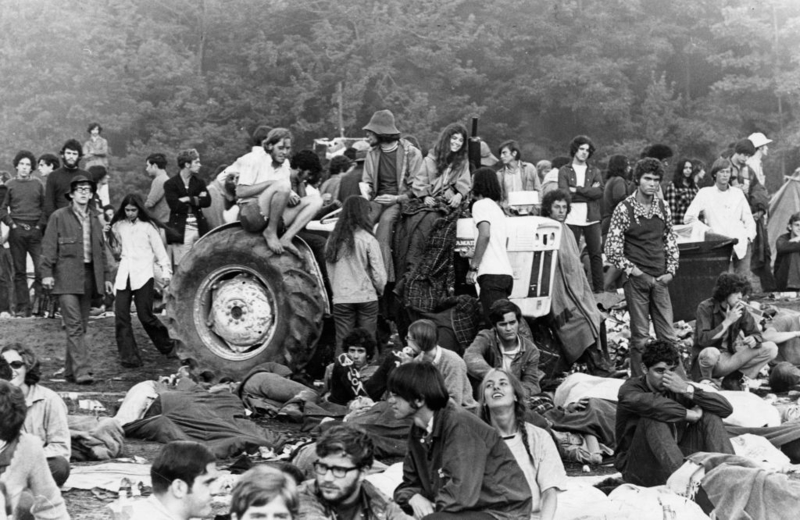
top-left (2, 111), bottom-right (800, 519)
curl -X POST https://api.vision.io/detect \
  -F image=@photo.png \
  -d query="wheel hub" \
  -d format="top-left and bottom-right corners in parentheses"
top-left (208, 275), bottom-right (274, 352)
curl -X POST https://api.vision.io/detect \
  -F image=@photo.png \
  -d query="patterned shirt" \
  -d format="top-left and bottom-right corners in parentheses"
top-left (663, 183), bottom-right (698, 225)
top-left (604, 193), bottom-right (679, 275)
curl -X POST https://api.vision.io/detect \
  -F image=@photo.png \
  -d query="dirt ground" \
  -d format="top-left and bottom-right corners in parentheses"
top-left (2, 313), bottom-right (620, 518)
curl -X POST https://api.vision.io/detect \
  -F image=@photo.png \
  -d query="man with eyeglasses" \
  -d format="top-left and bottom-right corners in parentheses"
top-left (41, 176), bottom-right (112, 385)
top-left (298, 424), bottom-right (410, 519)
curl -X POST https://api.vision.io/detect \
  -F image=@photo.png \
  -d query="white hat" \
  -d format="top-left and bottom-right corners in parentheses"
top-left (748, 132), bottom-right (773, 149)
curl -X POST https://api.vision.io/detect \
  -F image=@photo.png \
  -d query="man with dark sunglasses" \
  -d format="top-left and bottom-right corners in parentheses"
top-left (297, 424), bottom-right (410, 519)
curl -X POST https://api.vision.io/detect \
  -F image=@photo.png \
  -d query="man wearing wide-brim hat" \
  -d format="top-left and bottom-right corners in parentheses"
top-left (41, 175), bottom-right (111, 384)
top-left (361, 109), bottom-right (423, 282)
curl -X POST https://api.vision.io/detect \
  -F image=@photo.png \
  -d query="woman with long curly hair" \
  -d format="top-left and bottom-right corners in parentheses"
top-left (325, 196), bottom-right (387, 352)
top-left (412, 123), bottom-right (471, 208)
top-left (109, 193), bottom-right (175, 368)
top-left (480, 369), bottom-right (566, 520)
top-left (664, 157), bottom-right (698, 225)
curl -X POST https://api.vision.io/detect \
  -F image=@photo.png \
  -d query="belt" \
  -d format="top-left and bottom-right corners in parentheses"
top-left (12, 220), bottom-right (38, 231)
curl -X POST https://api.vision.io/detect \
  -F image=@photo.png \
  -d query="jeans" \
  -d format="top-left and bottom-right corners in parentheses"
top-left (568, 222), bottom-right (603, 293)
top-left (333, 301), bottom-right (379, 354)
top-left (47, 456), bottom-right (71, 487)
top-left (0, 247), bottom-right (12, 313)
top-left (369, 201), bottom-right (401, 282)
top-left (623, 274), bottom-right (677, 377)
top-left (477, 274), bottom-right (513, 325)
top-left (698, 342), bottom-right (778, 380)
top-left (242, 372), bottom-right (317, 403)
top-left (115, 277), bottom-right (172, 366)
top-left (170, 224), bottom-right (199, 268)
top-left (623, 413), bottom-right (733, 487)
top-left (59, 264), bottom-right (96, 380)
top-left (8, 223), bottom-right (42, 315)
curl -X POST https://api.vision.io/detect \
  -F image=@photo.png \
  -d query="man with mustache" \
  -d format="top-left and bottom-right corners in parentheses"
top-left (44, 139), bottom-right (90, 220)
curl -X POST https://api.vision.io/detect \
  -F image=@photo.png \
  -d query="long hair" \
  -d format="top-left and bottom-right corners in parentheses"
top-left (672, 157), bottom-right (696, 189)
top-left (108, 193), bottom-right (167, 250)
top-left (324, 196), bottom-right (373, 263)
top-left (478, 369), bottom-right (534, 467)
top-left (408, 319), bottom-right (437, 353)
top-left (432, 123), bottom-right (468, 176)
top-left (605, 155), bottom-right (629, 180)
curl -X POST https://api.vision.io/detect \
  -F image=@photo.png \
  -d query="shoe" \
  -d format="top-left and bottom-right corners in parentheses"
top-left (164, 340), bottom-right (180, 360)
top-left (0, 312), bottom-right (11, 319)
top-left (75, 375), bottom-right (95, 385)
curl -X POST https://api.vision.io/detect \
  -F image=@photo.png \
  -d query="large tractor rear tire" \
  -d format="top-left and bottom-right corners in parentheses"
top-left (164, 224), bottom-right (326, 379)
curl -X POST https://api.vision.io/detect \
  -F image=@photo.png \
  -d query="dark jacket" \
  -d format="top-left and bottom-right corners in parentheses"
top-left (40, 205), bottom-right (109, 295)
top-left (44, 167), bottom-right (90, 220)
top-left (298, 479), bottom-right (411, 520)
top-left (774, 232), bottom-right (800, 291)
top-left (615, 375), bottom-right (733, 473)
top-left (164, 174), bottom-right (211, 244)
top-left (691, 297), bottom-right (764, 380)
top-left (557, 163), bottom-right (604, 222)
top-left (394, 402), bottom-right (532, 519)
top-left (464, 329), bottom-right (543, 397)
top-left (362, 139), bottom-right (423, 199)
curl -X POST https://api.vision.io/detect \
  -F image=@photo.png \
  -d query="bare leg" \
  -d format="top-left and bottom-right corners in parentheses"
top-left (281, 195), bottom-right (324, 256)
top-left (258, 180), bottom-right (291, 254)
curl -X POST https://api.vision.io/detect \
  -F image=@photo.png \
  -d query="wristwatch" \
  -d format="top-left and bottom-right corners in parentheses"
top-left (685, 385), bottom-right (695, 397)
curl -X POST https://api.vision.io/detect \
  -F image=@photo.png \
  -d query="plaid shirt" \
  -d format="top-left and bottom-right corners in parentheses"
top-left (605, 193), bottom-right (679, 275)
top-left (663, 183), bottom-right (698, 225)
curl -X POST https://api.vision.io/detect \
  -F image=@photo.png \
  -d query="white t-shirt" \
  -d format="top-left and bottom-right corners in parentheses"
top-left (501, 344), bottom-right (520, 371)
top-left (236, 155), bottom-right (291, 203)
top-left (472, 198), bottom-right (513, 277)
top-left (566, 163), bottom-right (590, 226)
top-left (504, 424), bottom-right (567, 516)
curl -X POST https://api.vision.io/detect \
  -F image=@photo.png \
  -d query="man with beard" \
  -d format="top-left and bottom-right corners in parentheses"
top-left (361, 110), bottom-right (423, 281)
top-left (41, 176), bottom-right (112, 384)
top-left (236, 127), bottom-right (320, 256)
top-left (297, 424), bottom-right (410, 519)
top-left (44, 139), bottom-right (90, 220)
top-left (605, 158), bottom-right (679, 377)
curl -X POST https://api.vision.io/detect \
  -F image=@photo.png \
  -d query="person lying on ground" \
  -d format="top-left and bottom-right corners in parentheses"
top-left (464, 299), bottom-right (543, 400)
top-left (230, 465), bottom-right (299, 520)
top-left (130, 441), bottom-right (219, 520)
top-left (236, 128), bottom-right (321, 256)
top-left (615, 339), bottom-right (734, 487)
top-left (389, 362), bottom-right (532, 519)
top-left (691, 273), bottom-right (778, 389)
top-left (397, 318), bottom-right (477, 410)
top-left (298, 424), bottom-right (411, 520)
top-left (480, 369), bottom-right (566, 520)
top-left (0, 344), bottom-right (70, 487)
top-left (0, 378), bottom-right (69, 520)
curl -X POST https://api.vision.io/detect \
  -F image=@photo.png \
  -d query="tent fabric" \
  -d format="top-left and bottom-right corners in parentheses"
top-left (768, 175), bottom-right (800, 267)
top-left (124, 390), bottom-right (284, 459)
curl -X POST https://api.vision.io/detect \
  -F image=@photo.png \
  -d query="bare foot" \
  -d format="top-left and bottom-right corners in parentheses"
top-left (263, 229), bottom-right (284, 254)
top-left (280, 236), bottom-right (301, 257)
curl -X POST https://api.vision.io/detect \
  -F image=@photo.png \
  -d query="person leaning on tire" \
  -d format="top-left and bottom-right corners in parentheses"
top-left (164, 148), bottom-right (210, 269)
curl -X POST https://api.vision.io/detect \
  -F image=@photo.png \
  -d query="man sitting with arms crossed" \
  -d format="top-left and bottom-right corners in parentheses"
top-left (464, 299), bottom-right (543, 401)
top-left (236, 128), bottom-right (321, 256)
top-left (131, 440), bottom-right (219, 520)
top-left (615, 339), bottom-right (733, 487)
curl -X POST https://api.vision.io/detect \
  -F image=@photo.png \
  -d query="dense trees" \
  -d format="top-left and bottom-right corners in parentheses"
top-left (0, 0), bottom-right (798, 202)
